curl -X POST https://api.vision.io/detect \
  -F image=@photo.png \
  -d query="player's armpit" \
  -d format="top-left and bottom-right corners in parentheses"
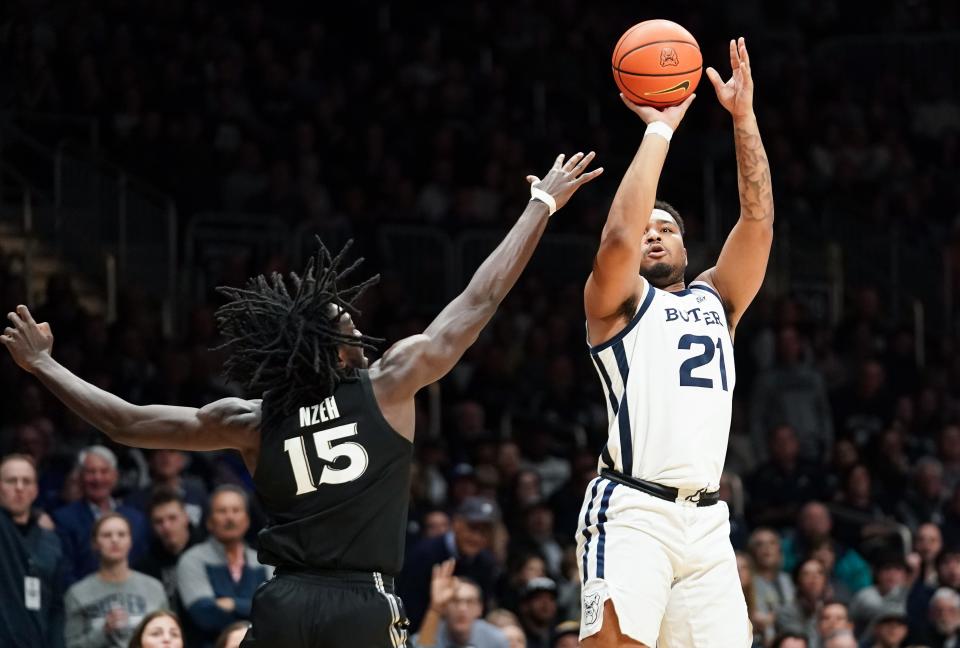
top-left (695, 211), bottom-right (772, 330)
top-left (585, 235), bottom-right (645, 323)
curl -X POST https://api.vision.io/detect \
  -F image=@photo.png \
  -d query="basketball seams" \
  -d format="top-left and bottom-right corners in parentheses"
top-left (612, 65), bottom-right (702, 78)
top-left (612, 21), bottom-right (701, 107)
top-left (612, 22), bottom-right (647, 64)
top-left (616, 39), bottom-right (701, 67)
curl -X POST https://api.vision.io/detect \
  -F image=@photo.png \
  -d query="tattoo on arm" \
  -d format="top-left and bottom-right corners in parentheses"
top-left (733, 116), bottom-right (773, 222)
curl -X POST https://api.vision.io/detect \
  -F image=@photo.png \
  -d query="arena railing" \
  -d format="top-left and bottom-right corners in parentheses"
top-left (54, 140), bottom-right (178, 336)
top-left (184, 212), bottom-right (292, 307)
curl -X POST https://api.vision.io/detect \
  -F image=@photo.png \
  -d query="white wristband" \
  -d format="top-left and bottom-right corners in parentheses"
top-left (645, 121), bottom-right (674, 143)
top-left (530, 187), bottom-right (557, 216)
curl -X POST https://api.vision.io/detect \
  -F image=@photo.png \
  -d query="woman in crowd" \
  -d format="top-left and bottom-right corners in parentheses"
top-left (128, 610), bottom-right (183, 648)
top-left (64, 513), bottom-right (167, 648)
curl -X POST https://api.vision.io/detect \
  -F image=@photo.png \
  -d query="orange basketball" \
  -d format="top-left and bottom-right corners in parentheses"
top-left (612, 19), bottom-right (702, 107)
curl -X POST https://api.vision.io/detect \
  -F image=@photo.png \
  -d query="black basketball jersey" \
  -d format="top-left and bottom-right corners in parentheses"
top-left (253, 369), bottom-right (413, 575)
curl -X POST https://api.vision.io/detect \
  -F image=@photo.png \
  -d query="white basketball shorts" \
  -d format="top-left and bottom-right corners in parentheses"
top-left (575, 475), bottom-right (751, 647)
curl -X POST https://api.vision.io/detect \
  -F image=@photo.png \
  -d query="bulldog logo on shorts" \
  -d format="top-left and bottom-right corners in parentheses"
top-left (584, 592), bottom-right (602, 626)
top-left (659, 47), bottom-right (680, 67)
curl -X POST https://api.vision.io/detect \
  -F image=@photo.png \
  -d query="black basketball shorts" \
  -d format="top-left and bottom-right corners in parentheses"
top-left (240, 569), bottom-right (410, 648)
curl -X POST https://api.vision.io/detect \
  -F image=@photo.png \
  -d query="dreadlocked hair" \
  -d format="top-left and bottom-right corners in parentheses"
top-left (214, 238), bottom-right (383, 419)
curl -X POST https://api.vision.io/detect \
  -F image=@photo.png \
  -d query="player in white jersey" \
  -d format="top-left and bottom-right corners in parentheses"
top-left (577, 38), bottom-right (773, 647)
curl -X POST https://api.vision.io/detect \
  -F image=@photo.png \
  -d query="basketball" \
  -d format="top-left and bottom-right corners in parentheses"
top-left (612, 19), bottom-right (702, 107)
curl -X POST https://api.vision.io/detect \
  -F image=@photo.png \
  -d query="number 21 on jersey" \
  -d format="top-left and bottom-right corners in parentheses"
top-left (283, 423), bottom-right (369, 495)
top-left (678, 334), bottom-right (728, 391)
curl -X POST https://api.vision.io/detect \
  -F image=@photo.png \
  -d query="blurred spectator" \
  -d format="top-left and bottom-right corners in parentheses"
top-left (776, 558), bottom-right (830, 643)
top-left (128, 610), bottom-right (183, 648)
top-left (750, 327), bottom-right (834, 462)
top-left (938, 425), bottom-right (960, 493)
top-left (0, 470), bottom-right (45, 646)
top-left (782, 502), bottom-right (872, 594)
top-left (808, 540), bottom-right (854, 604)
top-left (511, 503), bottom-right (563, 578)
top-left (135, 489), bottom-right (202, 612)
top-left (504, 623), bottom-right (527, 648)
top-left (737, 550), bottom-right (774, 647)
top-left (498, 552), bottom-right (547, 615)
top-left (747, 426), bottom-right (830, 529)
top-left (919, 587), bottom-right (960, 647)
top-left (64, 513), bottom-right (167, 648)
top-left (0, 454), bottom-right (65, 648)
top-left (486, 609), bottom-right (526, 648)
top-left (750, 528), bottom-right (797, 612)
top-left (832, 361), bottom-right (892, 447)
top-left (414, 559), bottom-right (508, 648)
top-left (401, 496), bottom-right (501, 630)
top-left (772, 634), bottom-right (809, 648)
top-left (550, 620), bottom-right (578, 648)
top-left (896, 457), bottom-right (947, 532)
top-left (848, 553), bottom-right (909, 634)
top-left (53, 446), bottom-right (149, 585)
top-left (214, 621), bottom-right (251, 648)
top-left (907, 546), bottom-right (960, 638)
top-left (821, 629), bottom-right (857, 648)
top-left (862, 604), bottom-right (909, 648)
top-left (126, 450), bottom-right (208, 526)
top-left (422, 509), bottom-right (452, 540)
top-left (830, 464), bottom-right (894, 553)
top-left (176, 486), bottom-right (272, 647)
top-left (942, 483), bottom-right (960, 547)
top-left (908, 522), bottom-right (944, 588)
top-left (518, 577), bottom-right (558, 648)
top-left (814, 602), bottom-right (854, 648)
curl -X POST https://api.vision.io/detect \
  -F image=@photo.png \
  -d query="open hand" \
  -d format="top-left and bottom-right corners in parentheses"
top-left (706, 37), bottom-right (754, 119)
top-left (1, 305), bottom-right (53, 373)
top-left (619, 92), bottom-right (696, 132)
top-left (527, 151), bottom-right (604, 212)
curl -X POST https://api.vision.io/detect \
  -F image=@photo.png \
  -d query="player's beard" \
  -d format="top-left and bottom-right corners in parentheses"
top-left (641, 262), bottom-right (684, 288)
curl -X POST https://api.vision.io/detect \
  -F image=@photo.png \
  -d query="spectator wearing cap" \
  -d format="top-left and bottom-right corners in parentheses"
top-left (0, 454), bottom-right (56, 647)
top-left (849, 553), bottom-right (909, 634)
top-left (864, 603), bottom-right (909, 648)
top-left (400, 496), bottom-right (501, 630)
top-left (52, 445), bottom-right (149, 585)
top-left (413, 559), bottom-right (508, 648)
top-left (519, 577), bottom-right (558, 648)
top-left (551, 620), bottom-right (578, 648)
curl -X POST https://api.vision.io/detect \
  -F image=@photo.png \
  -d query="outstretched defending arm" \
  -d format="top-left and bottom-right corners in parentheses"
top-left (1, 306), bottom-right (259, 455)
top-left (697, 37), bottom-right (774, 329)
top-left (584, 93), bottom-right (695, 339)
top-left (372, 151), bottom-right (603, 401)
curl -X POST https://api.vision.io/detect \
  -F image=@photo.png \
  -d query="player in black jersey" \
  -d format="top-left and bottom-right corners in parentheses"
top-left (2, 151), bottom-right (602, 648)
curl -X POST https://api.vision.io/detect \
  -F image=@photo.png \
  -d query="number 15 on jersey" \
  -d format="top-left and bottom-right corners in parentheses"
top-left (284, 423), bottom-right (370, 495)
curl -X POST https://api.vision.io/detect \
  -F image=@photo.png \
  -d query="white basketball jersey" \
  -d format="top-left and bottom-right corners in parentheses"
top-left (588, 280), bottom-right (735, 490)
